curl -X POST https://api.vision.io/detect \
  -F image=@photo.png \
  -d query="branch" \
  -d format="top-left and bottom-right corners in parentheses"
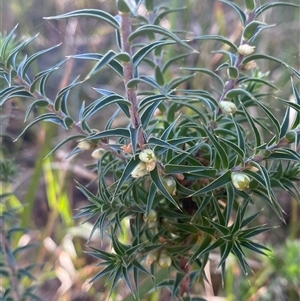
top-left (12, 74), bottom-right (126, 160)
top-left (119, 12), bottom-right (146, 148)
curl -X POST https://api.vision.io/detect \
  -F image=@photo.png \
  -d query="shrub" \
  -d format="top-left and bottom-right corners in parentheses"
top-left (1, 0), bottom-right (300, 299)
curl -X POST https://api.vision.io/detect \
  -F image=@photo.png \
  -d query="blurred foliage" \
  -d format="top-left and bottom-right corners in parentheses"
top-left (1, 1), bottom-right (300, 301)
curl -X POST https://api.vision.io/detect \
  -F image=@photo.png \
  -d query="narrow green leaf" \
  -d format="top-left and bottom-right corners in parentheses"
top-left (128, 25), bottom-right (197, 53)
top-left (218, 241), bottom-right (234, 268)
top-left (188, 237), bottom-right (224, 264)
top-left (252, 98), bottom-right (281, 143)
top-left (6, 34), bottom-right (39, 68)
top-left (146, 182), bottom-right (157, 214)
top-left (279, 104), bottom-right (291, 138)
top-left (232, 244), bottom-right (250, 274)
top-left (224, 183), bottom-right (235, 225)
top-left (82, 95), bottom-right (130, 121)
top-left (45, 134), bottom-right (85, 159)
top-left (21, 44), bottom-right (62, 78)
top-left (30, 59), bottom-right (67, 94)
top-left (67, 53), bottom-right (123, 77)
top-left (164, 164), bottom-right (215, 174)
top-left (217, 0), bottom-right (246, 25)
top-left (148, 137), bottom-right (185, 153)
top-left (202, 126), bottom-right (229, 169)
top-left (240, 225), bottom-right (272, 239)
top-left (240, 240), bottom-right (270, 257)
top-left (0, 86), bottom-right (29, 105)
top-left (165, 74), bottom-right (195, 91)
top-left (0, 24), bottom-right (19, 61)
top-left (141, 100), bottom-right (163, 128)
top-left (133, 40), bottom-right (175, 67)
top-left (139, 94), bottom-right (166, 111)
top-left (127, 75), bottom-right (165, 93)
top-left (191, 170), bottom-right (231, 196)
top-left (24, 99), bottom-right (49, 122)
top-left (14, 114), bottom-right (66, 141)
top-left (238, 77), bottom-right (278, 90)
top-left (207, 219), bottom-right (229, 236)
top-left (256, 2), bottom-right (300, 17)
top-left (192, 35), bottom-right (238, 52)
top-left (54, 75), bottom-right (81, 113)
top-left (181, 67), bottom-right (224, 90)
top-left (85, 50), bottom-right (127, 80)
top-left (242, 54), bottom-right (289, 68)
top-left (219, 137), bottom-right (245, 163)
top-left (114, 157), bottom-right (140, 199)
top-left (290, 67), bottom-right (300, 79)
top-left (240, 102), bottom-right (261, 148)
top-left (155, 65), bottom-right (165, 86)
top-left (149, 166), bottom-right (179, 209)
top-left (44, 9), bottom-right (120, 29)
top-left (162, 52), bottom-right (191, 74)
top-left (153, 7), bottom-right (186, 25)
top-left (242, 21), bottom-right (269, 41)
top-left (87, 128), bottom-right (130, 140)
top-left (213, 50), bottom-right (236, 66)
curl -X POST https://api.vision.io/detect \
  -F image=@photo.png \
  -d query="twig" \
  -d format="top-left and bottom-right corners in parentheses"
top-left (119, 12), bottom-right (146, 148)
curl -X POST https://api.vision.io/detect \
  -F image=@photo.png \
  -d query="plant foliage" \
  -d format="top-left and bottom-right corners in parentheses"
top-left (1, 0), bottom-right (300, 299)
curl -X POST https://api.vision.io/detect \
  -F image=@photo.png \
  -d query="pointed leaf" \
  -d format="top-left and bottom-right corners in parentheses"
top-left (149, 166), bottom-right (179, 209)
top-left (192, 35), bottom-right (238, 52)
top-left (0, 24), bottom-right (19, 61)
top-left (14, 114), bottom-right (66, 141)
top-left (44, 9), bottom-right (120, 29)
top-left (191, 170), bottom-right (231, 196)
top-left (217, 0), bottom-right (246, 25)
top-left (256, 2), bottom-right (300, 17)
top-left (128, 24), bottom-right (197, 52)
top-left (133, 40), bottom-right (175, 67)
top-left (21, 43), bottom-right (62, 78)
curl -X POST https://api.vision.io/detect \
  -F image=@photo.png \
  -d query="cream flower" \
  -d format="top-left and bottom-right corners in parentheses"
top-left (238, 44), bottom-right (255, 56)
top-left (77, 140), bottom-right (93, 150)
top-left (219, 101), bottom-right (237, 115)
top-left (91, 148), bottom-right (105, 159)
top-left (131, 162), bottom-right (148, 178)
top-left (231, 172), bottom-right (251, 191)
top-left (139, 149), bottom-right (156, 163)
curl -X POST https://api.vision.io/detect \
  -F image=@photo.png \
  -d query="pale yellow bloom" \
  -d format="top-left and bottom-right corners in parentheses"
top-left (231, 172), bottom-right (251, 191)
top-left (238, 44), bottom-right (255, 56)
top-left (219, 101), bottom-right (237, 115)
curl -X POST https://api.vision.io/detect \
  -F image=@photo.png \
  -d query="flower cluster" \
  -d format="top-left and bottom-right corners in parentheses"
top-left (131, 149), bottom-right (157, 178)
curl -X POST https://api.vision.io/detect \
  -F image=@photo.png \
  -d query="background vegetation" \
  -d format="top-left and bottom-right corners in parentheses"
top-left (1, 0), bottom-right (299, 300)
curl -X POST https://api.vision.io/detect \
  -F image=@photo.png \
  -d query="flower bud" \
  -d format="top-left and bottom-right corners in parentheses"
top-left (145, 251), bottom-right (158, 266)
top-left (145, 160), bottom-right (156, 172)
top-left (122, 143), bottom-right (133, 154)
top-left (231, 172), bottom-right (251, 191)
top-left (162, 176), bottom-right (177, 195)
top-left (245, 0), bottom-right (256, 12)
top-left (238, 44), bottom-right (255, 56)
top-left (242, 60), bottom-right (257, 70)
top-left (285, 130), bottom-right (296, 143)
top-left (117, 0), bottom-right (130, 14)
top-left (91, 148), bottom-right (106, 159)
top-left (158, 251), bottom-right (172, 268)
top-left (77, 140), bottom-right (93, 150)
top-left (143, 209), bottom-right (158, 223)
top-left (139, 149), bottom-right (156, 163)
top-left (219, 101), bottom-right (237, 115)
top-left (147, 220), bottom-right (158, 229)
top-left (131, 162), bottom-right (148, 178)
